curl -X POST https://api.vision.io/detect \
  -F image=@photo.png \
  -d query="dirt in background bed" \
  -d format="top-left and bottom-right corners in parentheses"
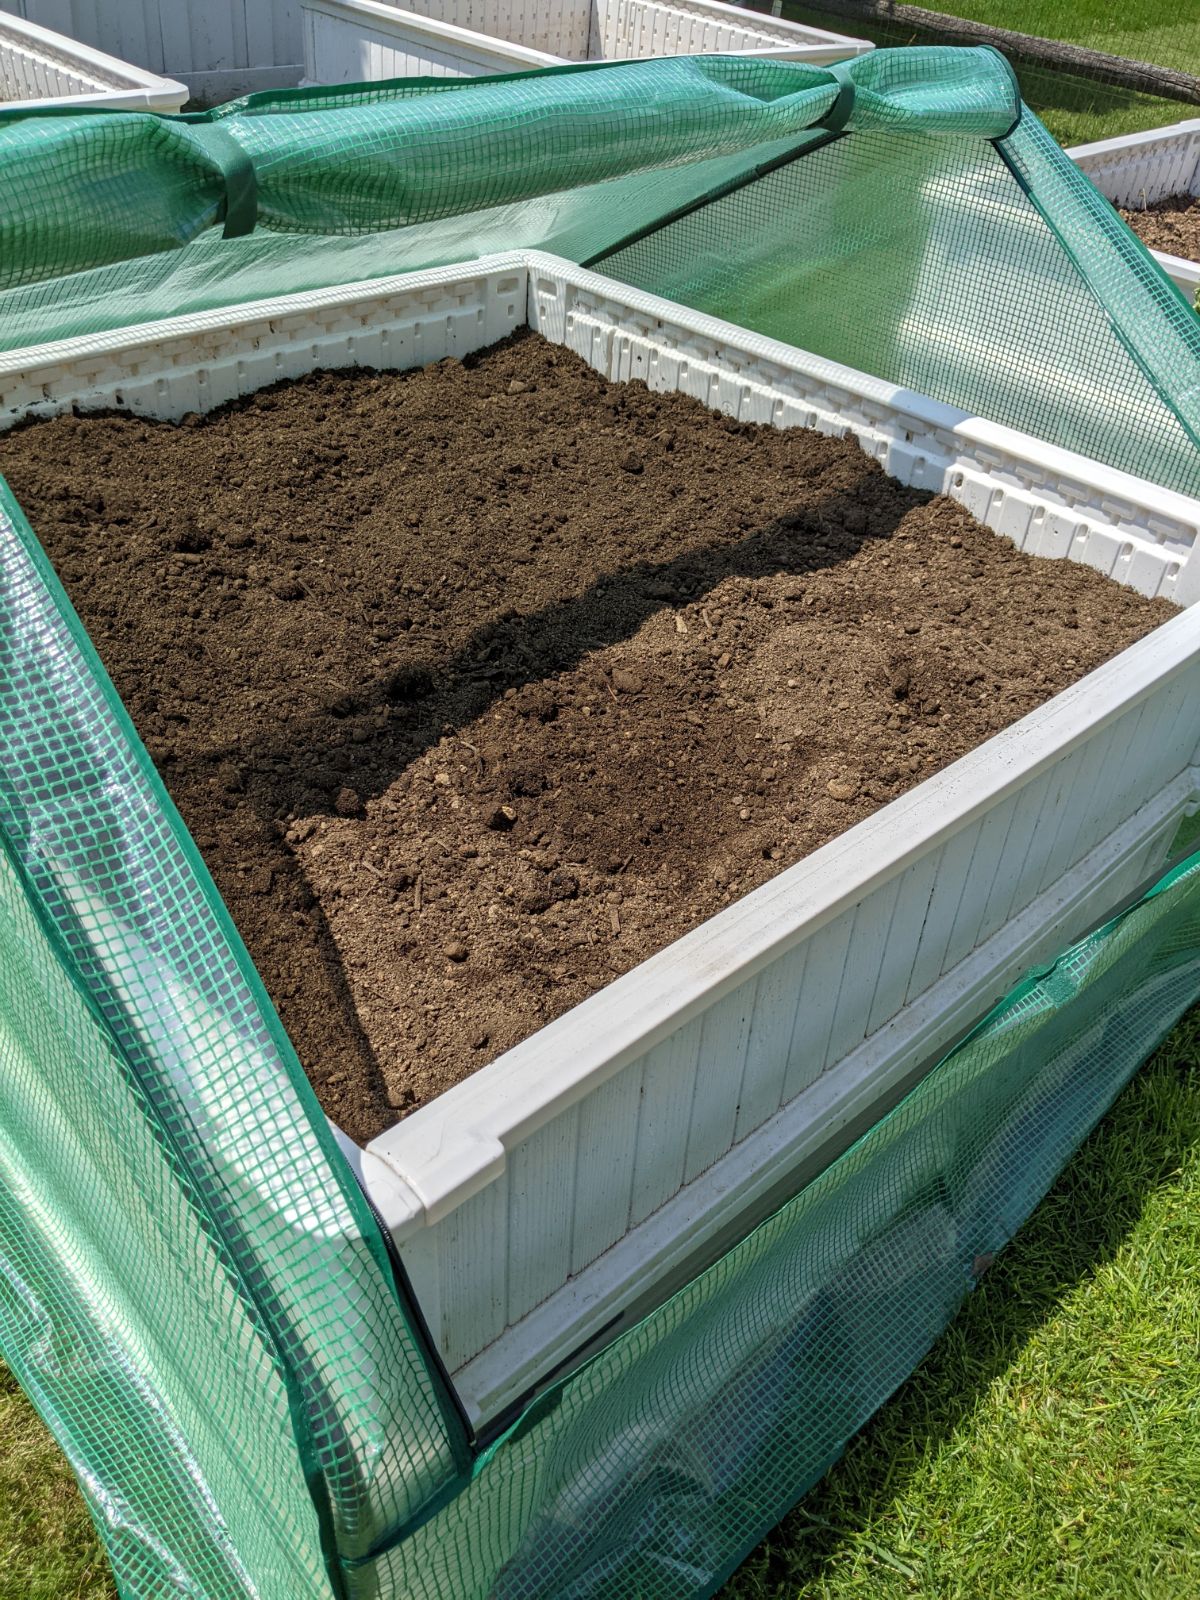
top-left (0, 332), bottom-right (1173, 1141)
top-left (1119, 193), bottom-right (1200, 261)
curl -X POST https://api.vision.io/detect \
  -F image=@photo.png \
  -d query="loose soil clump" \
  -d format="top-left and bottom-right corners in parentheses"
top-left (0, 332), bottom-right (1173, 1142)
top-left (1119, 193), bottom-right (1200, 261)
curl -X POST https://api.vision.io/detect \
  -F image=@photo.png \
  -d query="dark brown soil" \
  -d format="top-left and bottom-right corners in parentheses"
top-left (0, 333), bottom-right (1173, 1142)
top-left (1119, 193), bottom-right (1200, 261)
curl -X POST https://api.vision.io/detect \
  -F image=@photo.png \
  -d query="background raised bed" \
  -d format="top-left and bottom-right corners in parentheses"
top-left (300, 0), bottom-right (872, 85)
top-left (0, 0), bottom-right (301, 102)
top-left (1068, 118), bottom-right (1200, 300)
top-left (5, 253), bottom-right (1200, 1428)
top-left (0, 10), bottom-right (185, 108)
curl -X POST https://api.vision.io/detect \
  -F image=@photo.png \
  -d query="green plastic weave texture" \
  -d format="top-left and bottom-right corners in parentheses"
top-left (595, 106), bottom-right (1200, 496)
top-left (350, 849), bottom-right (1200, 1599)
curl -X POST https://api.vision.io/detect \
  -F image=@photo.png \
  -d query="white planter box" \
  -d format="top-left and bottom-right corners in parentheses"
top-left (0, 0), bottom-right (302, 102)
top-left (3, 253), bottom-right (1200, 1429)
top-left (301, 0), bottom-right (872, 84)
top-left (1069, 119), bottom-right (1200, 302)
top-left (0, 10), bottom-right (185, 107)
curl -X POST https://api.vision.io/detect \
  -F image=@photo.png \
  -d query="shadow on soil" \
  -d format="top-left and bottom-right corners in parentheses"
top-left (214, 453), bottom-right (917, 1136)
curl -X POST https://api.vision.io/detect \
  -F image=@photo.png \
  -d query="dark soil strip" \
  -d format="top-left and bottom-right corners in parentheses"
top-left (0, 332), bottom-right (1172, 1142)
top-left (1120, 193), bottom-right (1200, 263)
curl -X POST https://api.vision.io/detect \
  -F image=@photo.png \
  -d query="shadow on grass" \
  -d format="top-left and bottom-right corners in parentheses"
top-left (720, 1008), bottom-right (1200, 1595)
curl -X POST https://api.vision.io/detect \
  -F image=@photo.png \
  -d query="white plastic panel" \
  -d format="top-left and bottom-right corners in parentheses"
top-left (0, 10), bottom-right (186, 108)
top-left (302, 0), bottom-right (561, 81)
top-left (1070, 119), bottom-right (1200, 209)
top-left (397, 0), bottom-right (592, 57)
top-left (4, 251), bottom-right (1199, 1425)
top-left (590, 0), bottom-right (870, 61)
top-left (300, 0), bottom-right (871, 84)
top-left (0, 0), bottom-right (302, 100)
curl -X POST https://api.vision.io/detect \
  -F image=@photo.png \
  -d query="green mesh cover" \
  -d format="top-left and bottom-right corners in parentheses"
top-left (0, 470), bottom-right (468, 1588)
top-left (596, 107), bottom-right (1200, 497)
top-left (352, 849), bottom-right (1200, 1600)
top-left (0, 48), bottom-right (1195, 495)
top-left (2, 44), bottom-right (1200, 1600)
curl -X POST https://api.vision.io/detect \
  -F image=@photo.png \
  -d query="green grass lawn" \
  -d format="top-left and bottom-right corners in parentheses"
top-left (5, 1007), bottom-right (1198, 1598)
top-left (0, 1367), bottom-right (113, 1600)
top-left (775, 4), bottom-right (1198, 144)
top-left (883, 2), bottom-right (1199, 76)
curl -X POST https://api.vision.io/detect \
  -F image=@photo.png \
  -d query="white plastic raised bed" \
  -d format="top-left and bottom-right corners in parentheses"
top-left (1070, 119), bottom-right (1200, 303)
top-left (0, 10), bottom-right (186, 108)
top-left (0, 0), bottom-right (301, 103)
top-left (300, 0), bottom-right (872, 85)
top-left (3, 252), bottom-right (1200, 1428)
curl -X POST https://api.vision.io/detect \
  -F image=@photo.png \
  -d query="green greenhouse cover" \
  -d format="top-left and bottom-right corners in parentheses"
top-left (1, 44), bottom-right (1199, 1600)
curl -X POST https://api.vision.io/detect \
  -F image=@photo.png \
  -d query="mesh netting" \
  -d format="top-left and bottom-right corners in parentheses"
top-left (0, 468), bottom-right (467, 1588)
top-left (1, 42), bottom-right (1199, 1600)
top-left (595, 118), bottom-right (1200, 495)
top-left (352, 849), bottom-right (1200, 1599)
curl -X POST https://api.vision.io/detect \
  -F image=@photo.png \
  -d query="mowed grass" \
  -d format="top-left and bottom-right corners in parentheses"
top-left (0, 1365), bottom-right (113, 1600)
top-left (896, 2), bottom-right (1199, 75)
top-left (777, 4), bottom-right (1197, 144)
top-left (722, 1007), bottom-right (1200, 1598)
top-left (4, 1007), bottom-right (1199, 1598)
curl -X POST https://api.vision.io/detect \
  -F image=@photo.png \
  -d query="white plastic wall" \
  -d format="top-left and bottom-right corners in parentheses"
top-left (1070, 119), bottom-right (1200, 209)
top-left (3, 254), bottom-right (1199, 1425)
top-left (301, 0), bottom-right (873, 85)
top-left (590, 0), bottom-right (859, 60)
top-left (1069, 121), bottom-right (1200, 301)
top-left (0, 0), bottom-right (302, 101)
top-left (0, 10), bottom-right (186, 107)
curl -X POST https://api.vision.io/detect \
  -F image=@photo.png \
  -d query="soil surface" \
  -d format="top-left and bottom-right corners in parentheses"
top-left (0, 333), bottom-right (1173, 1142)
top-left (1119, 193), bottom-right (1200, 262)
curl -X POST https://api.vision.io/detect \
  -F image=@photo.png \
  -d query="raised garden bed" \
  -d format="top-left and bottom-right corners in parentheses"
top-left (300, 0), bottom-right (872, 85)
top-left (1069, 120), bottom-right (1200, 299)
top-left (1, 0), bottom-right (300, 103)
top-left (0, 10), bottom-right (185, 109)
top-left (3, 255), bottom-right (1200, 1426)
top-left (1, 330), bottom-right (1174, 1136)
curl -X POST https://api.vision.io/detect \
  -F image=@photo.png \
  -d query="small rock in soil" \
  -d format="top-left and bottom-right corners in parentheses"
top-left (826, 777), bottom-right (861, 801)
top-left (488, 804), bottom-right (518, 831)
top-left (334, 786), bottom-right (362, 817)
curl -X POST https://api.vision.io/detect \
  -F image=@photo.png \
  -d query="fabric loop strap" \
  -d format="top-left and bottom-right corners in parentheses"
top-left (817, 60), bottom-right (857, 135)
top-left (200, 124), bottom-right (258, 240)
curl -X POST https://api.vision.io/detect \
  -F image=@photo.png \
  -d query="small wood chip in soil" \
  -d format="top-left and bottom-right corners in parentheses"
top-left (0, 330), bottom-right (1173, 1142)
